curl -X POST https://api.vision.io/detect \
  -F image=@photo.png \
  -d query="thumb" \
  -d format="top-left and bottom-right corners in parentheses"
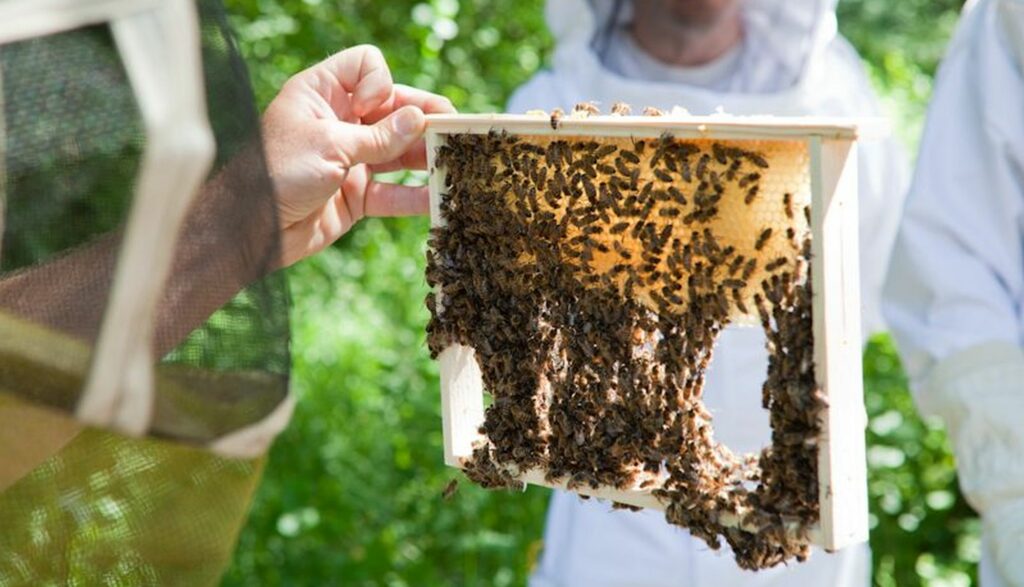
top-left (334, 105), bottom-right (426, 167)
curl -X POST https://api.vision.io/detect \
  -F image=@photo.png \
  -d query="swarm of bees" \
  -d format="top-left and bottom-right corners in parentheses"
top-left (425, 104), bottom-right (824, 570)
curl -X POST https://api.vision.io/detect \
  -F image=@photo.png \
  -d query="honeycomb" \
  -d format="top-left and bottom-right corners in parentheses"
top-left (493, 135), bottom-right (811, 324)
top-left (426, 122), bottom-right (824, 570)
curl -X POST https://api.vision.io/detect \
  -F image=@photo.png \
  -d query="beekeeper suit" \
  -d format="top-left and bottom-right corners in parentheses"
top-left (883, 0), bottom-right (1024, 585)
top-left (506, 1), bottom-right (908, 585)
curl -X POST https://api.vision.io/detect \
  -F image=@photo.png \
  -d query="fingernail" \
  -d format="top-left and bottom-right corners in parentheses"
top-left (393, 108), bottom-right (422, 136)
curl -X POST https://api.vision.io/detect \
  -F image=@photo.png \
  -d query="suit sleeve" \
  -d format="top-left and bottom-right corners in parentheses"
top-left (883, 0), bottom-right (1024, 381)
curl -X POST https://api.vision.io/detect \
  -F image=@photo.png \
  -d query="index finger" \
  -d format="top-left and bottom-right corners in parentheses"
top-left (301, 45), bottom-right (395, 120)
top-left (362, 84), bottom-right (456, 125)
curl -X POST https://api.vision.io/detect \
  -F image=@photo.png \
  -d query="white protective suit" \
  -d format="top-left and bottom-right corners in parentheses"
top-left (506, 1), bottom-right (908, 586)
top-left (883, 0), bottom-right (1024, 585)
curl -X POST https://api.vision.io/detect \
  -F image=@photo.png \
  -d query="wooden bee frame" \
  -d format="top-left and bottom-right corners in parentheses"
top-left (426, 114), bottom-right (871, 552)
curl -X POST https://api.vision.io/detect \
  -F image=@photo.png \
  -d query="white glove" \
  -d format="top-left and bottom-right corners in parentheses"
top-left (921, 342), bottom-right (1024, 587)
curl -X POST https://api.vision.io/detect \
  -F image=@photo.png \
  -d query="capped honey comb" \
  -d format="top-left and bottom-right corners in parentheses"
top-left (425, 111), bottom-right (868, 570)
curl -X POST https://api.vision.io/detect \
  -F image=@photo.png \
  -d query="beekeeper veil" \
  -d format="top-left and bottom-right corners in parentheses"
top-left (0, 0), bottom-right (291, 583)
top-left (512, 0), bottom-right (842, 115)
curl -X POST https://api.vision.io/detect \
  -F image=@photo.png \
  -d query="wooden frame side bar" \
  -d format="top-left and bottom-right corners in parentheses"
top-left (810, 137), bottom-right (868, 551)
top-left (427, 132), bottom-right (487, 467)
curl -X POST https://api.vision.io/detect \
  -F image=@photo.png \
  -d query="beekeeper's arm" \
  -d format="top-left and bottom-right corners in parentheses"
top-left (883, 1), bottom-right (1024, 583)
top-left (0, 45), bottom-right (453, 348)
top-left (0, 46), bottom-right (453, 491)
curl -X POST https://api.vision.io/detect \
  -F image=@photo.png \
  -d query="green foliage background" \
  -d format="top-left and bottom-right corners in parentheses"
top-left (219, 1), bottom-right (976, 585)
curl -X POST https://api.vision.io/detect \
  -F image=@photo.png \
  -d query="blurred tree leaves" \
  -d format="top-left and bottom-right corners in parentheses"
top-left (220, 1), bottom-right (975, 585)
top-left (863, 336), bottom-right (979, 587)
top-left (838, 0), bottom-right (964, 149)
top-left (226, 0), bottom-right (551, 111)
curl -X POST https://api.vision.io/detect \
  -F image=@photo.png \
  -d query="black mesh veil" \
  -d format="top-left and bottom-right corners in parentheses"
top-left (0, 1), bottom-right (290, 583)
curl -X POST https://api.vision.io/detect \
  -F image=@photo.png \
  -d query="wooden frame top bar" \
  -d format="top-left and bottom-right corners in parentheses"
top-left (425, 113), bottom-right (885, 141)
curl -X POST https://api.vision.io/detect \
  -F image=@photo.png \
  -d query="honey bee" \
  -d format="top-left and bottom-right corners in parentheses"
top-left (746, 151), bottom-right (770, 169)
top-left (667, 186), bottom-right (687, 204)
top-left (696, 154), bottom-right (710, 179)
top-left (610, 101), bottom-right (632, 116)
top-left (594, 143), bottom-right (617, 159)
top-left (654, 169), bottom-right (674, 182)
top-left (679, 158), bottom-right (693, 183)
top-left (728, 255), bottom-right (745, 276)
top-left (714, 289), bottom-right (730, 316)
top-left (725, 159), bottom-right (742, 181)
top-left (545, 143), bottom-right (561, 168)
top-left (783, 192), bottom-right (794, 219)
top-left (738, 172), bottom-right (760, 188)
top-left (615, 157), bottom-right (633, 177)
top-left (650, 188), bottom-right (669, 202)
top-left (615, 242), bottom-right (633, 260)
top-left (709, 170), bottom-right (722, 189)
top-left (764, 257), bottom-right (788, 272)
top-left (442, 478), bottom-right (459, 500)
top-left (702, 228), bottom-right (720, 252)
top-left (610, 221), bottom-right (630, 234)
top-left (560, 142), bottom-right (574, 166)
top-left (573, 101), bottom-right (600, 116)
top-left (582, 176), bottom-right (597, 201)
top-left (712, 143), bottom-right (727, 165)
top-left (621, 150), bottom-right (640, 164)
top-left (643, 106), bottom-right (665, 116)
top-left (731, 288), bottom-right (748, 314)
top-left (550, 108), bottom-right (565, 129)
top-left (650, 132), bottom-right (673, 163)
top-left (658, 224), bottom-right (673, 245)
top-left (754, 293), bottom-right (771, 327)
top-left (742, 258), bottom-right (758, 280)
top-left (744, 185), bottom-right (759, 205)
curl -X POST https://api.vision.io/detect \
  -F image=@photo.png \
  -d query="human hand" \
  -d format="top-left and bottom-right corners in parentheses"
top-left (262, 45), bottom-right (455, 267)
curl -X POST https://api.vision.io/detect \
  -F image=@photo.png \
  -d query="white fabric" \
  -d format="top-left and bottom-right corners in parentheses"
top-left (882, 0), bottom-right (1024, 381)
top-left (209, 393), bottom-right (296, 459)
top-left (599, 15), bottom-right (804, 94)
top-left (920, 344), bottom-right (1024, 587)
top-left (508, 0), bottom-right (909, 585)
top-left (883, 0), bottom-right (1024, 585)
top-left (602, 27), bottom-right (745, 92)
